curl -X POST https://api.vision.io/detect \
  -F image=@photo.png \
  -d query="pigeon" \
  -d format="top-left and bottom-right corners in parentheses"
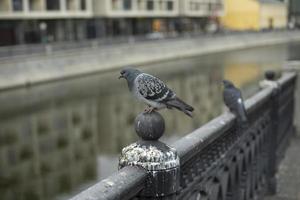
top-left (222, 80), bottom-right (248, 123)
top-left (119, 68), bottom-right (194, 117)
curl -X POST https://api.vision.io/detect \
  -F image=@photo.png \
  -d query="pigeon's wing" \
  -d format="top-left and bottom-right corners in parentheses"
top-left (223, 88), bottom-right (247, 122)
top-left (136, 73), bottom-right (194, 117)
top-left (236, 93), bottom-right (248, 122)
top-left (223, 88), bottom-right (238, 110)
top-left (136, 73), bottom-right (175, 102)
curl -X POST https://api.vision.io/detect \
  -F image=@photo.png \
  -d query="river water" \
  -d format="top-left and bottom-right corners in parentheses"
top-left (0, 42), bottom-right (299, 200)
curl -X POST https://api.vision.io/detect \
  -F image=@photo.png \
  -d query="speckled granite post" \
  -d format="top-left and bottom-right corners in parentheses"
top-left (119, 112), bottom-right (180, 198)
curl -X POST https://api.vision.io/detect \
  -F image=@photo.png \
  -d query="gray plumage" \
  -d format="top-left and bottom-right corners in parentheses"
top-left (222, 80), bottom-right (248, 123)
top-left (119, 67), bottom-right (194, 117)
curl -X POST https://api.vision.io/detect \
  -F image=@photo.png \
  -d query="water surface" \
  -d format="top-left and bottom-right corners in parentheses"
top-left (0, 42), bottom-right (298, 200)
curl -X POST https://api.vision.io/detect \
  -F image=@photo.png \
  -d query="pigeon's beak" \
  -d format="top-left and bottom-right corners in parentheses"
top-left (119, 75), bottom-right (124, 79)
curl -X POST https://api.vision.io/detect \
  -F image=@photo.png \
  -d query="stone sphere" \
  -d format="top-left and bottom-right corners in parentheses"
top-left (134, 111), bottom-right (165, 140)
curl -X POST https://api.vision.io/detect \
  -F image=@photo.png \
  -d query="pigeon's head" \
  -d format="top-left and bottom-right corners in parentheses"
top-left (222, 80), bottom-right (235, 88)
top-left (119, 68), bottom-right (141, 82)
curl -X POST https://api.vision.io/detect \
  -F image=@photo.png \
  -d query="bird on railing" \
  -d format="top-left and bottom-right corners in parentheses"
top-left (222, 80), bottom-right (248, 124)
top-left (119, 67), bottom-right (194, 117)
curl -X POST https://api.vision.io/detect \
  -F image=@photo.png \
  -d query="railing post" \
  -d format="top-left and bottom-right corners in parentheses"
top-left (264, 70), bottom-right (279, 195)
top-left (119, 112), bottom-right (180, 199)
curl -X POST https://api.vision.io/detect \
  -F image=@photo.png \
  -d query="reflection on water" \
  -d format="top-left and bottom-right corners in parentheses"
top-left (0, 42), bottom-right (298, 200)
top-left (0, 102), bottom-right (98, 200)
top-left (224, 64), bottom-right (261, 87)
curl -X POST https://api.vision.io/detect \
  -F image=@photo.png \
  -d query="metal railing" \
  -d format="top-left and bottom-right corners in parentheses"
top-left (70, 71), bottom-right (297, 200)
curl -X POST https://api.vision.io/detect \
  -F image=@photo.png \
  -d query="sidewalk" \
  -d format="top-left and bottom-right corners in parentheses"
top-left (1, 31), bottom-right (300, 91)
top-left (265, 135), bottom-right (300, 200)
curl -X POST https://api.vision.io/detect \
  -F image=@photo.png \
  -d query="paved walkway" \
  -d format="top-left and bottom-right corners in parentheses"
top-left (1, 31), bottom-right (300, 91)
top-left (265, 135), bottom-right (300, 200)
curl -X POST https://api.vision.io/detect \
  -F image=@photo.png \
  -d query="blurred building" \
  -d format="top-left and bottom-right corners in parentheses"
top-left (221, 0), bottom-right (260, 30)
top-left (0, 0), bottom-right (93, 46)
top-left (0, 0), bottom-right (224, 46)
top-left (259, 0), bottom-right (288, 29)
top-left (93, 0), bottom-right (180, 36)
top-left (179, 0), bottom-right (224, 32)
top-left (289, 0), bottom-right (300, 28)
top-left (221, 0), bottom-right (287, 30)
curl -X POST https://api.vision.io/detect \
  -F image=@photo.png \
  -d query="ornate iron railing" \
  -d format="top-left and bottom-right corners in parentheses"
top-left (70, 72), bottom-right (297, 200)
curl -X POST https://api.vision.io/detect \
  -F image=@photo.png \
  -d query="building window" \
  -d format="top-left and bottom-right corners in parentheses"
top-left (167, 1), bottom-right (173, 11)
top-left (29, 0), bottom-right (34, 10)
top-left (29, 0), bottom-right (42, 11)
top-left (137, 0), bottom-right (143, 9)
top-left (112, 0), bottom-right (118, 10)
top-left (67, 0), bottom-right (75, 10)
top-left (46, 0), bottom-right (60, 10)
top-left (12, 0), bottom-right (23, 11)
top-left (190, 2), bottom-right (200, 11)
top-left (158, 0), bottom-right (163, 10)
top-left (196, 3), bottom-right (200, 11)
top-left (80, 0), bottom-right (86, 10)
top-left (123, 0), bottom-right (131, 10)
top-left (0, 0), bottom-right (9, 11)
top-left (189, 2), bottom-right (193, 11)
top-left (147, 0), bottom-right (154, 10)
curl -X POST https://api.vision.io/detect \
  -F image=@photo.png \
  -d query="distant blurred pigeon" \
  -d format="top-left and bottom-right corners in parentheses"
top-left (222, 80), bottom-right (248, 123)
top-left (119, 68), bottom-right (194, 117)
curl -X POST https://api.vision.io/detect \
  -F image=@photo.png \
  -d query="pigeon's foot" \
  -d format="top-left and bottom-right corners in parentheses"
top-left (144, 106), bottom-right (156, 113)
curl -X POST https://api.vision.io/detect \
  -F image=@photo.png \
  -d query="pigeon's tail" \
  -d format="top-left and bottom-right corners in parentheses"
top-left (166, 97), bottom-right (194, 117)
top-left (237, 112), bottom-right (248, 124)
top-left (236, 104), bottom-right (248, 124)
top-left (235, 109), bottom-right (248, 129)
top-left (239, 117), bottom-right (249, 129)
